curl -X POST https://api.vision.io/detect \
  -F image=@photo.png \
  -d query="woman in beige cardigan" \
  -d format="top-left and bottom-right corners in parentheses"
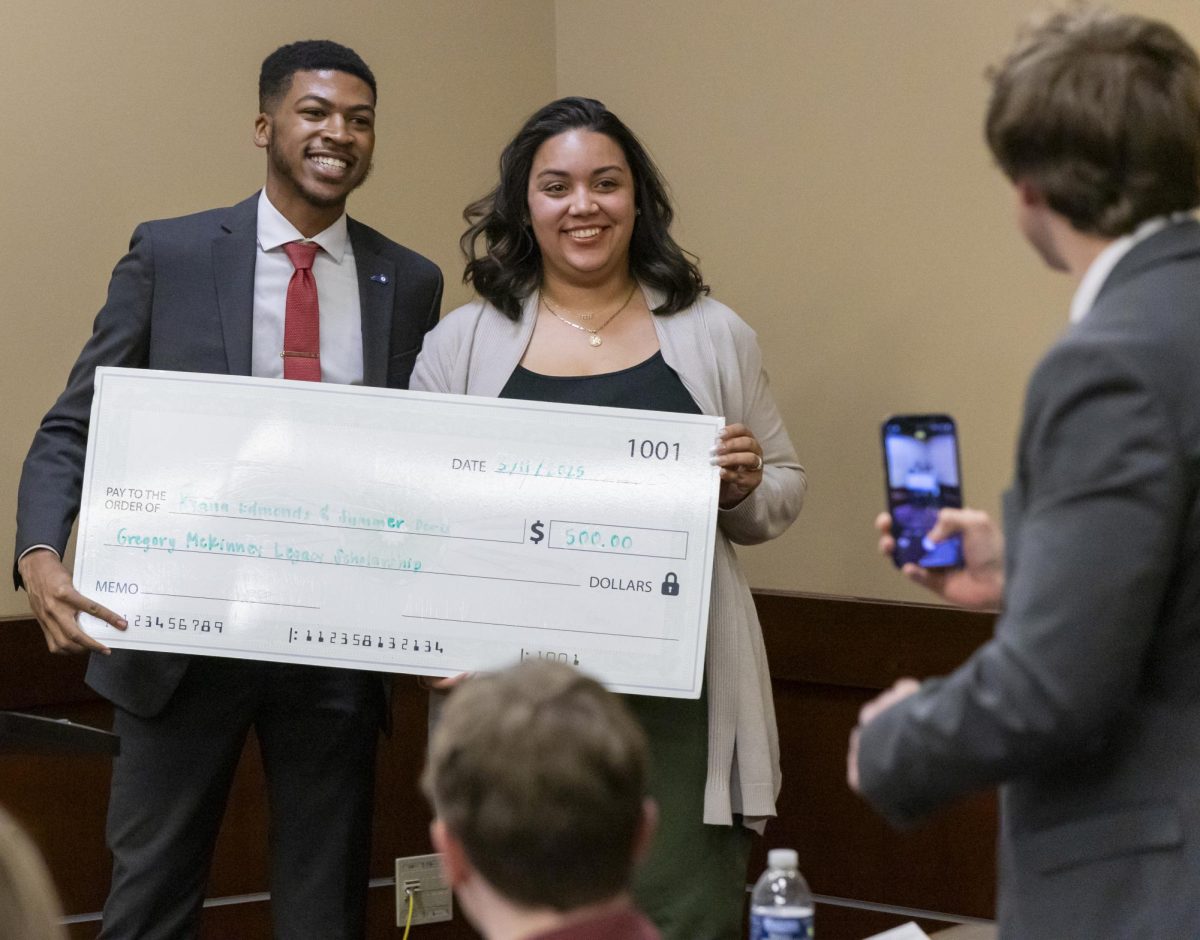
top-left (412, 97), bottom-right (805, 939)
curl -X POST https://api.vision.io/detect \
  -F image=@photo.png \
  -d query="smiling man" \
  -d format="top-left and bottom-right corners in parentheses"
top-left (14, 40), bottom-right (442, 939)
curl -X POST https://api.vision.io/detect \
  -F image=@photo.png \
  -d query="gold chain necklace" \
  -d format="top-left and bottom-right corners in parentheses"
top-left (540, 283), bottom-right (639, 348)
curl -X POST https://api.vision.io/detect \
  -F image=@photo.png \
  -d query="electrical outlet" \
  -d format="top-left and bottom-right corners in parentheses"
top-left (395, 853), bottom-right (453, 926)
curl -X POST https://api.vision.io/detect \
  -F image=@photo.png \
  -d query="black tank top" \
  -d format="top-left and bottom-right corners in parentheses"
top-left (499, 351), bottom-right (702, 415)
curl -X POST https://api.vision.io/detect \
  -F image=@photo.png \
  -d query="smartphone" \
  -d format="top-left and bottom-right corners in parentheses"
top-left (881, 414), bottom-right (964, 568)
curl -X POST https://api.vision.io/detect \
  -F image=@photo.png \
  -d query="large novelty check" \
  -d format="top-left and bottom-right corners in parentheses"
top-left (75, 368), bottom-right (722, 698)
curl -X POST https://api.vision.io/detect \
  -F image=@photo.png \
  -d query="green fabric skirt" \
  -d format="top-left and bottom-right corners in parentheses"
top-left (625, 685), bottom-right (753, 940)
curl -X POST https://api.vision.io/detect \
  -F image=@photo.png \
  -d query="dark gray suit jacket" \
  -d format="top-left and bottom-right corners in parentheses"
top-left (859, 221), bottom-right (1200, 939)
top-left (15, 193), bottom-right (443, 716)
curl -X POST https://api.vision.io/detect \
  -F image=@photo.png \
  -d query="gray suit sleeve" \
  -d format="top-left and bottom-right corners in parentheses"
top-left (858, 337), bottom-right (1187, 826)
top-left (13, 224), bottom-right (155, 586)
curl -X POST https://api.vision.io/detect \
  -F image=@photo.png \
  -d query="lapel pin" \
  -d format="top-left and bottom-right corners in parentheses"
top-left (370, 273), bottom-right (389, 284)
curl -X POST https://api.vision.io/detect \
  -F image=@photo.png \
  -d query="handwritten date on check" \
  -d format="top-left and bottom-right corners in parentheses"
top-left (75, 368), bottom-right (721, 698)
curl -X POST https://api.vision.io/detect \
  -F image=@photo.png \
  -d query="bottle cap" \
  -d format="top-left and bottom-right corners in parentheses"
top-left (767, 848), bottom-right (799, 869)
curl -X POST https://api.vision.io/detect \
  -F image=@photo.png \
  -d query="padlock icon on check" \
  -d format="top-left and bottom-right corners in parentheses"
top-left (661, 572), bottom-right (680, 596)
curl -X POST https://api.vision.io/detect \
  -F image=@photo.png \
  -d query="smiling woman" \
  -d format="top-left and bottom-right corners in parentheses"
top-left (410, 96), bottom-right (807, 940)
top-left (527, 129), bottom-right (637, 294)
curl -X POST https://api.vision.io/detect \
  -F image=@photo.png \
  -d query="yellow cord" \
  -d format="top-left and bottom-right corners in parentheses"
top-left (401, 887), bottom-right (414, 940)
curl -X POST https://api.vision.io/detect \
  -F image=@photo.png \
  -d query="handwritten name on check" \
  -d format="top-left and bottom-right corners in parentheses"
top-left (75, 368), bottom-right (722, 698)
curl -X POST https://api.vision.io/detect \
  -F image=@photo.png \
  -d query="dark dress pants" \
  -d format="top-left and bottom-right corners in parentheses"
top-left (99, 656), bottom-right (384, 940)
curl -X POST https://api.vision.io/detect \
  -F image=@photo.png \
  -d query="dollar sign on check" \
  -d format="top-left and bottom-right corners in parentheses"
top-left (529, 521), bottom-right (545, 544)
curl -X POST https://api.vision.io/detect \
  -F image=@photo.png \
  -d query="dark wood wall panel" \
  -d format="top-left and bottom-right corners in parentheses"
top-left (756, 590), bottom-right (995, 687)
top-left (752, 591), bottom-right (998, 938)
top-left (0, 701), bottom-right (113, 917)
top-left (2, 592), bottom-right (997, 939)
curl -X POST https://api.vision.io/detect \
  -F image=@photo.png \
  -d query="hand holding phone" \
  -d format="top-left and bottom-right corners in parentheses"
top-left (881, 414), bottom-right (964, 569)
top-left (876, 507), bottom-right (1005, 609)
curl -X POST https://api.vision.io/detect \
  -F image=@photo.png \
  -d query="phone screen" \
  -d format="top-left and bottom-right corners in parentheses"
top-left (882, 414), bottom-right (963, 568)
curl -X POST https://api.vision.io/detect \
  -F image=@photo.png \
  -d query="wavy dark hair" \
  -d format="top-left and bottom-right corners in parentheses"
top-left (461, 97), bottom-right (708, 320)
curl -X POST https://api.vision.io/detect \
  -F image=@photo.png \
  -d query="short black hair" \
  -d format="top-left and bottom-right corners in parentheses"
top-left (259, 40), bottom-right (377, 112)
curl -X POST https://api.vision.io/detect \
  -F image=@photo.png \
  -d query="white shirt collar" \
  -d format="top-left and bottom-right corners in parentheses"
top-left (1069, 212), bottom-right (1193, 324)
top-left (255, 190), bottom-right (350, 263)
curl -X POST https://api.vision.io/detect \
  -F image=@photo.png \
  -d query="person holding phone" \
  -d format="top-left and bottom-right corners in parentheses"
top-left (411, 97), bottom-right (805, 939)
top-left (849, 10), bottom-right (1200, 939)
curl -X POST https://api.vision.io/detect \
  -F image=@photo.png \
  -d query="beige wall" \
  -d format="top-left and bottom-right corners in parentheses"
top-left (7, 1), bottom-right (1200, 620)
top-left (0, 0), bottom-right (556, 619)
top-left (556, 0), bottom-right (1200, 601)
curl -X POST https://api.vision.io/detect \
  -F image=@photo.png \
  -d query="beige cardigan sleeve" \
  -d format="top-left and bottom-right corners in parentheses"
top-left (652, 293), bottom-right (806, 544)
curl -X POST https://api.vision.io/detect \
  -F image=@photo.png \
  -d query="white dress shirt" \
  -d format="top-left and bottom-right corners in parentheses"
top-left (253, 190), bottom-right (364, 385)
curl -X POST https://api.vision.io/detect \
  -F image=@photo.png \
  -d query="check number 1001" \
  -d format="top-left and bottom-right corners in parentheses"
top-left (628, 439), bottom-right (680, 460)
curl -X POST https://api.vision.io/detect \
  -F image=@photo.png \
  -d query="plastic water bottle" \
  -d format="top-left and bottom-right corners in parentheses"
top-left (749, 848), bottom-right (814, 939)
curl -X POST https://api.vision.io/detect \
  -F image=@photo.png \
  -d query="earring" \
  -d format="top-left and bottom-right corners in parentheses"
top-left (635, 207), bottom-right (642, 216)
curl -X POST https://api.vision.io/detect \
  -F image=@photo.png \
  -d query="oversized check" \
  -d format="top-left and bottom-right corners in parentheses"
top-left (75, 368), bottom-right (722, 698)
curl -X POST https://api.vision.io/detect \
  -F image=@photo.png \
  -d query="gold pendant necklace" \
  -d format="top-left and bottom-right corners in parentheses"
top-left (540, 283), bottom-right (639, 348)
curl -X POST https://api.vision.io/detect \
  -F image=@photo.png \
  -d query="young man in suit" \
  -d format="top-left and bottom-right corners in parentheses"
top-left (422, 660), bottom-right (660, 940)
top-left (14, 40), bottom-right (443, 939)
top-left (848, 10), bottom-right (1200, 938)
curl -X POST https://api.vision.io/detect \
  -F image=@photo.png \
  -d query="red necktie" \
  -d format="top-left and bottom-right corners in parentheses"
top-left (282, 241), bottom-right (322, 381)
